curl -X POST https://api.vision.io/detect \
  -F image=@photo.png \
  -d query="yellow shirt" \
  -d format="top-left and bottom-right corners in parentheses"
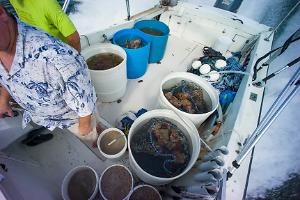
top-left (10, 0), bottom-right (77, 42)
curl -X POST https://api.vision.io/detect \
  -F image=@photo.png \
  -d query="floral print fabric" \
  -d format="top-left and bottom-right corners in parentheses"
top-left (0, 19), bottom-right (96, 130)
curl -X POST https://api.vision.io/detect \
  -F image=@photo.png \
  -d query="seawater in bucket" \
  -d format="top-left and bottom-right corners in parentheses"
top-left (62, 166), bottom-right (99, 200)
top-left (97, 128), bottom-right (127, 160)
top-left (134, 20), bottom-right (170, 63)
top-left (113, 29), bottom-right (151, 79)
top-left (128, 109), bottom-right (201, 185)
top-left (158, 72), bottom-right (219, 127)
top-left (130, 118), bottom-right (190, 178)
top-left (81, 43), bottom-right (127, 102)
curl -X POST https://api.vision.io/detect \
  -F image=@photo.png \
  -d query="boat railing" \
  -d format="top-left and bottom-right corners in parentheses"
top-left (62, 0), bottom-right (71, 13)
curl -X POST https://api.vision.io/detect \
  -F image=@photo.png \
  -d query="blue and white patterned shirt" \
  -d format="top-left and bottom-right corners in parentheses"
top-left (0, 19), bottom-right (97, 130)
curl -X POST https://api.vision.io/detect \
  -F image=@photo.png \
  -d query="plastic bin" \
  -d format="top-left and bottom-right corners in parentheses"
top-left (113, 29), bottom-right (151, 79)
top-left (99, 164), bottom-right (133, 200)
top-left (81, 43), bottom-right (127, 102)
top-left (134, 20), bottom-right (170, 63)
top-left (97, 128), bottom-right (127, 160)
top-left (158, 72), bottom-right (219, 127)
top-left (62, 166), bottom-right (99, 200)
top-left (129, 185), bottom-right (162, 200)
top-left (128, 109), bottom-right (201, 185)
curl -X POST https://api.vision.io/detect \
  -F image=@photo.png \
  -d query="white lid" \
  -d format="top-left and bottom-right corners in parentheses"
top-left (209, 71), bottom-right (220, 81)
top-left (192, 60), bottom-right (202, 69)
top-left (199, 64), bottom-right (211, 74)
top-left (215, 59), bottom-right (227, 69)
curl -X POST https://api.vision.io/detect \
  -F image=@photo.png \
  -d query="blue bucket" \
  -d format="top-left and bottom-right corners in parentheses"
top-left (134, 20), bottom-right (170, 63)
top-left (113, 29), bottom-right (151, 79)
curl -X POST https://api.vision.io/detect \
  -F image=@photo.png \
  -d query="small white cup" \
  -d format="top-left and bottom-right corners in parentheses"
top-left (97, 128), bottom-right (127, 160)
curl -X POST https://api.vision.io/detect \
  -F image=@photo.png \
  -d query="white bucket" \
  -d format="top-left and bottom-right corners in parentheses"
top-left (128, 109), bottom-right (201, 185)
top-left (158, 72), bottom-right (219, 127)
top-left (62, 165), bottom-right (99, 200)
top-left (81, 43), bottom-right (127, 102)
top-left (128, 185), bottom-right (162, 200)
top-left (97, 128), bottom-right (127, 160)
top-left (99, 164), bottom-right (133, 200)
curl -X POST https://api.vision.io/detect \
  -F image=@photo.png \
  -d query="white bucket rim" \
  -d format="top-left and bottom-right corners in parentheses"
top-left (61, 165), bottom-right (99, 200)
top-left (82, 43), bottom-right (127, 73)
top-left (99, 164), bottom-right (134, 200)
top-left (97, 128), bottom-right (127, 159)
top-left (160, 72), bottom-right (219, 116)
top-left (128, 184), bottom-right (162, 200)
top-left (128, 109), bottom-right (201, 182)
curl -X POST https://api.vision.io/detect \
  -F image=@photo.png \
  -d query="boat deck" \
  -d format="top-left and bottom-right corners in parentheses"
top-left (1, 34), bottom-right (206, 199)
top-left (97, 34), bottom-right (205, 125)
top-left (0, 3), bottom-right (274, 199)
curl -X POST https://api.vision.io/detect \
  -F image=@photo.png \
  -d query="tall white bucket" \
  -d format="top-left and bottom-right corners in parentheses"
top-left (61, 165), bottom-right (99, 200)
top-left (158, 72), bottom-right (219, 127)
top-left (81, 43), bottom-right (127, 102)
top-left (128, 109), bottom-right (201, 185)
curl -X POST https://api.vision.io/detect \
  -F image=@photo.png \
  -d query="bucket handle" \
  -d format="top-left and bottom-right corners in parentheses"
top-left (81, 34), bottom-right (90, 46)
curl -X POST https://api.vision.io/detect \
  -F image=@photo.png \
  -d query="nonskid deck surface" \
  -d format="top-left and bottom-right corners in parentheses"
top-left (2, 125), bottom-right (137, 200)
top-left (2, 130), bottom-right (101, 199)
top-left (97, 34), bottom-right (205, 125)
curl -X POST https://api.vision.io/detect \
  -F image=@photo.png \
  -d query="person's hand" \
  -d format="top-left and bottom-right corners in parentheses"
top-left (78, 114), bottom-right (92, 136)
top-left (0, 99), bottom-right (13, 118)
top-left (68, 115), bottom-right (98, 146)
top-left (78, 123), bottom-right (92, 136)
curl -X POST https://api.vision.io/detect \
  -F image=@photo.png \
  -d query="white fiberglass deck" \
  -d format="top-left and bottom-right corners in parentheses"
top-left (97, 34), bottom-right (205, 125)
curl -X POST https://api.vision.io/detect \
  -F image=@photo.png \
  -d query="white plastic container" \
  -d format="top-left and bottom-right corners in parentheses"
top-left (158, 72), bottom-right (219, 127)
top-left (128, 185), bottom-right (162, 200)
top-left (99, 164), bottom-right (133, 200)
top-left (81, 43), bottom-right (127, 102)
top-left (97, 128), bottom-right (127, 160)
top-left (128, 109), bottom-right (201, 185)
top-left (212, 36), bottom-right (232, 55)
top-left (62, 165), bottom-right (99, 200)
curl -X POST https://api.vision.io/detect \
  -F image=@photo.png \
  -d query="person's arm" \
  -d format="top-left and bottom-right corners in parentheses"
top-left (45, 0), bottom-right (81, 52)
top-left (66, 31), bottom-right (81, 52)
top-left (56, 54), bottom-right (97, 136)
top-left (0, 85), bottom-right (13, 118)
